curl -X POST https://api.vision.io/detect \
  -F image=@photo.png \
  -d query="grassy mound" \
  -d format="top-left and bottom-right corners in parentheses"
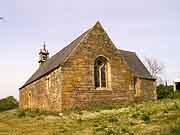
top-left (0, 99), bottom-right (180, 135)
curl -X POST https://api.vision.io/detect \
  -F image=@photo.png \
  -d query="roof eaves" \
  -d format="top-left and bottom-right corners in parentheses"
top-left (19, 65), bottom-right (61, 90)
top-left (19, 28), bottom-right (92, 90)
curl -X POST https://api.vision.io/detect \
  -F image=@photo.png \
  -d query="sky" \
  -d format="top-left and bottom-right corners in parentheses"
top-left (0, 0), bottom-right (180, 99)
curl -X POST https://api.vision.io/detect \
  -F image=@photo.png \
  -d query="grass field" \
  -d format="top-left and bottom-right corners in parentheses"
top-left (0, 99), bottom-right (180, 135)
top-left (164, 127), bottom-right (180, 135)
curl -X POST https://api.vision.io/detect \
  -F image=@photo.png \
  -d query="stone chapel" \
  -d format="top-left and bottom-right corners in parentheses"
top-left (19, 22), bottom-right (156, 112)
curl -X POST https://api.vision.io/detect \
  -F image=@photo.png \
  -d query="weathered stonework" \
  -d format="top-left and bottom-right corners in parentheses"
top-left (133, 78), bottom-right (156, 102)
top-left (20, 67), bottom-right (63, 112)
top-left (62, 23), bottom-right (134, 109)
top-left (19, 22), bottom-right (156, 112)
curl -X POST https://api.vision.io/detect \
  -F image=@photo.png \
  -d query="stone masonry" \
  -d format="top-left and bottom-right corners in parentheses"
top-left (19, 22), bottom-right (156, 112)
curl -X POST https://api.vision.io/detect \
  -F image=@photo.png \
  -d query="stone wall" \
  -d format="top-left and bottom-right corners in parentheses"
top-left (19, 66), bottom-right (63, 112)
top-left (141, 79), bottom-right (157, 100)
top-left (134, 78), bottom-right (156, 101)
top-left (20, 22), bottom-right (156, 112)
top-left (62, 22), bottom-right (135, 109)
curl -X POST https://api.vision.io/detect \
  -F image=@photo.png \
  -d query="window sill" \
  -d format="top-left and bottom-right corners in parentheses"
top-left (95, 87), bottom-right (112, 91)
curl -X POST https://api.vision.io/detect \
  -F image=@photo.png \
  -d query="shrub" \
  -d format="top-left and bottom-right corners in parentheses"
top-left (141, 113), bottom-right (151, 124)
top-left (16, 109), bottom-right (26, 118)
top-left (16, 109), bottom-right (35, 118)
top-left (172, 91), bottom-right (180, 99)
top-left (156, 85), bottom-right (174, 99)
top-left (104, 129), bottom-right (116, 135)
top-left (156, 84), bottom-right (180, 99)
top-left (0, 96), bottom-right (18, 111)
top-left (174, 102), bottom-right (180, 110)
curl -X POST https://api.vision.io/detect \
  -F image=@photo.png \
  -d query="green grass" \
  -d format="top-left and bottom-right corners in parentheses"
top-left (169, 127), bottom-right (180, 135)
top-left (163, 126), bottom-right (180, 135)
top-left (0, 99), bottom-right (180, 135)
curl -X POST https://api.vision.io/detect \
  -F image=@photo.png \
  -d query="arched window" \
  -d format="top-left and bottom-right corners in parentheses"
top-left (94, 56), bottom-right (110, 88)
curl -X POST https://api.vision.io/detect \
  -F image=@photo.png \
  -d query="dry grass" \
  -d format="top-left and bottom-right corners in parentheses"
top-left (0, 99), bottom-right (180, 135)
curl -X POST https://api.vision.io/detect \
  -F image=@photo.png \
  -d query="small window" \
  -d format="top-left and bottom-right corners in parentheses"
top-left (47, 77), bottom-right (50, 89)
top-left (28, 91), bottom-right (32, 97)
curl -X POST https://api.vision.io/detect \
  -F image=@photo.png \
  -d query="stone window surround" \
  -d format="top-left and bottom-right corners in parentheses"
top-left (94, 55), bottom-right (112, 90)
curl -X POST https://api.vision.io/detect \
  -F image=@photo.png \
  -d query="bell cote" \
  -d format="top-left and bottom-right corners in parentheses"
top-left (38, 42), bottom-right (49, 66)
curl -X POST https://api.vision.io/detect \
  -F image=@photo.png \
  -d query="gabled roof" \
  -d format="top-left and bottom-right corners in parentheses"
top-left (119, 50), bottom-right (155, 80)
top-left (20, 28), bottom-right (91, 89)
top-left (20, 22), bottom-right (155, 89)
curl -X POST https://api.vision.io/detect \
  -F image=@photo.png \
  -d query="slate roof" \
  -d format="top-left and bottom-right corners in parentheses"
top-left (20, 24), bottom-right (154, 89)
top-left (20, 29), bottom-right (91, 89)
top-left (119, 50), bottom-right (154, 80)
